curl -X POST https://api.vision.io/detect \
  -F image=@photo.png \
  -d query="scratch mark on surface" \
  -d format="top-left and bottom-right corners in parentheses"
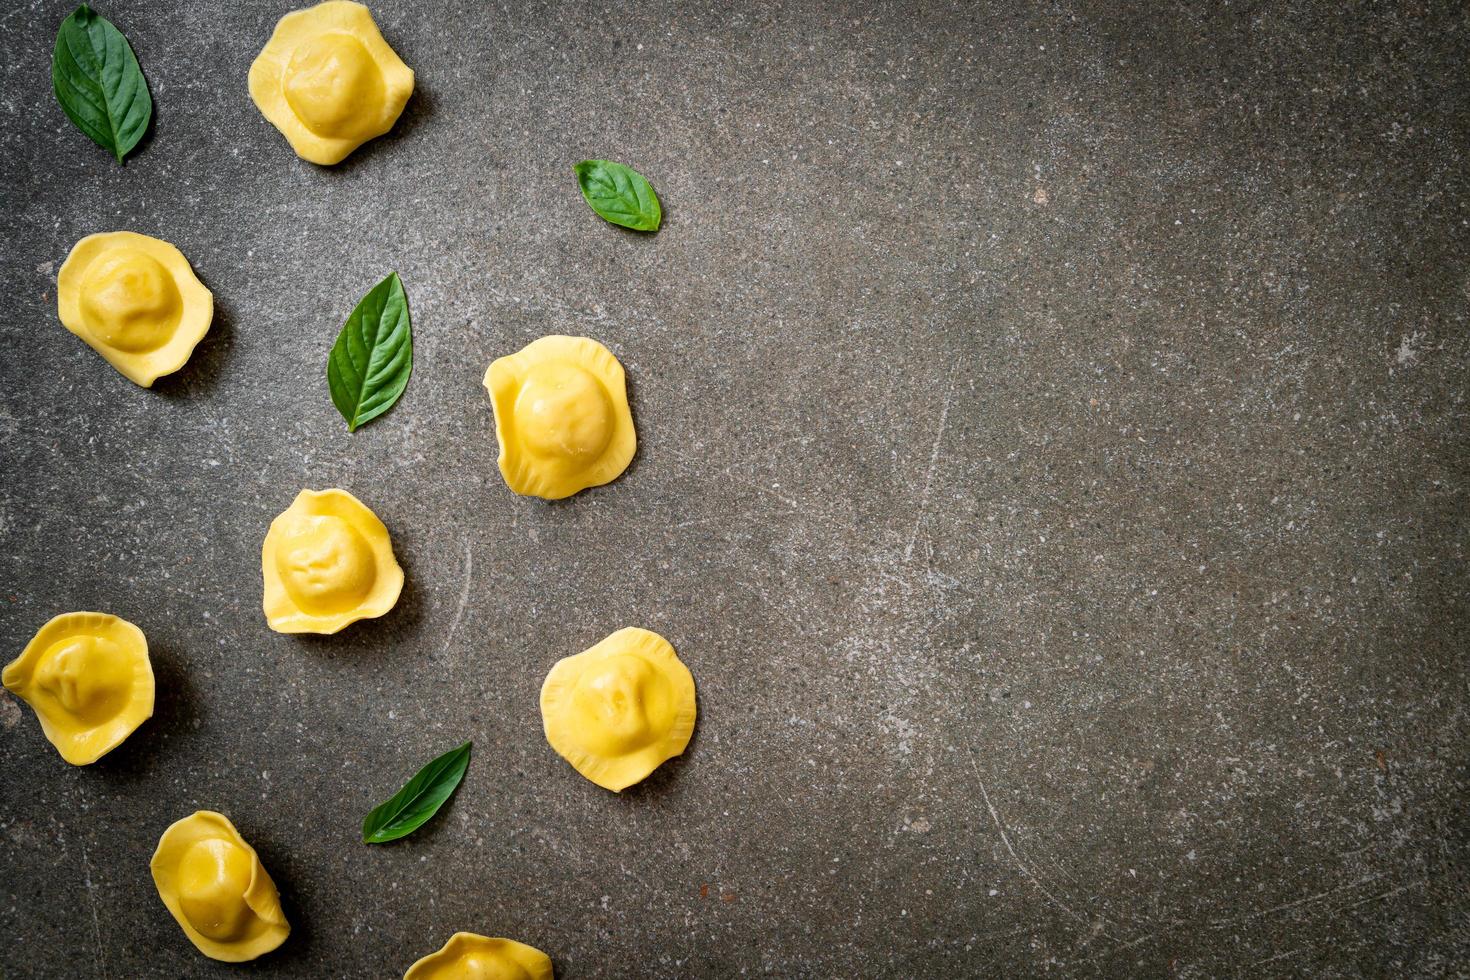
top-left (1071, 929), bottom-right (1166, 967)
top-left (1074, 874), bottom-right (1434, 971)
top-left (665, 448), bottom-right (804, 510)
top-left (1249, 947), bottom-right (1305, 968)
top-left (974, 767), bottom-right (1090, 930)
top-left (482, 284), bottom-right (615, 330)
top-left (670, 514), bottom-right (724, 531)
top-left (721, 463), bottom-right (801, 509)
top-left (1075, 876), bottom-right (1432, 969)
top-left (1211, 874), bottom-right (1384, 926)
top-left (1336, 878), bottom-right (1426, 911)
top-left (904, 364), bottom-right (957, 562)
top-left (79, 840), bottom-right (106, 979)
top-left (436, 539), bottom-right (473, 660)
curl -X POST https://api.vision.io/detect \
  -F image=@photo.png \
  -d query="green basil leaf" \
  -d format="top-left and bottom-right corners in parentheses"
top-left (574, 159), bottom-right (662, 231)
top-left (327, 272), bottom-right (413, 432)
top-left (362, 741), bottom-right (471, 844)
top-left (52, 4), bottom-right (153, 164)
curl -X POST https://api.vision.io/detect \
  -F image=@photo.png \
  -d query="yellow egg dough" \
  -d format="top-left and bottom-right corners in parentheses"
top-left (151, 811), bottom-right (289, 962)
top-left (249, 0), bottom-right (414, 165)
top-left (405, 932), bottom-right (554, 980)
top-left (483, 335), bottom-right (636, 500)
top-left (2, 612), bottom-right (154, 765)
top-left (56, 232), bottom-right (213, 387)
top-left (540, 628), bottom-right (696, 792)
top-left (261, 488), bottom-right (404, 634)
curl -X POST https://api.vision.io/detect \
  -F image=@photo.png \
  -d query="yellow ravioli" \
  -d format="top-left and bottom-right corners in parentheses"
top-left (2, 612), bottom-right (154, 765)
top-left (261, 488), bottom-right (404, 634)
top-left (56, 232), bottom-right (213, 387)
top-left (404, 932), bottom-right (554, 980)
top-left (249, 0), bottom-right (414, 165)
top-left (151, 811), bottom-right (289, 962)
top-left (484, 336), bottom-right (636, 500)
top-left (540, 628), bottom-right (696, 792)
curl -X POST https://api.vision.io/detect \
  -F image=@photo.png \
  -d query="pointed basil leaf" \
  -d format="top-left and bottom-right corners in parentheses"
top-left (52, 4), bottom-right (153, 163)
top-left (574, 160), bottom-right (661, 231)
top-left (362, 741), bottom-right (471, 844)
top-left (327, 272), bottom-right (413, 432)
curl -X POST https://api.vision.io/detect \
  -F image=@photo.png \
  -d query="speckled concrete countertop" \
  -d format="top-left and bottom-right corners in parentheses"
top-left (1, 1), bottom-right (1466, 977)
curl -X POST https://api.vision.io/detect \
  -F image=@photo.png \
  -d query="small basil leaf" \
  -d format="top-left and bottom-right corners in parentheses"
top-left (52, 4), bottom-right (153, 163)
top-left (327, 272), bottom-right (413, 432)
top-left (362, 741), bottom-right (471, 844)
top-left (574, 159), bottom-right (662, 231)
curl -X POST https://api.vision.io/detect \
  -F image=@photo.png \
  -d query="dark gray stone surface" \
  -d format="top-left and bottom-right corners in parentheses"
top-left (1, 1), bottom-right (1467, 977)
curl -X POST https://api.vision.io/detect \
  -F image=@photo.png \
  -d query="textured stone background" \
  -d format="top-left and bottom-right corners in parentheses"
top-left (1, 1), bottom-right (1467, 977)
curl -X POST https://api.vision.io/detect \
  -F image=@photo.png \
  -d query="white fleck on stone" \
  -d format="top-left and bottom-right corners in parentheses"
top-left (1396, 330), bottom-right (1424, 366)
